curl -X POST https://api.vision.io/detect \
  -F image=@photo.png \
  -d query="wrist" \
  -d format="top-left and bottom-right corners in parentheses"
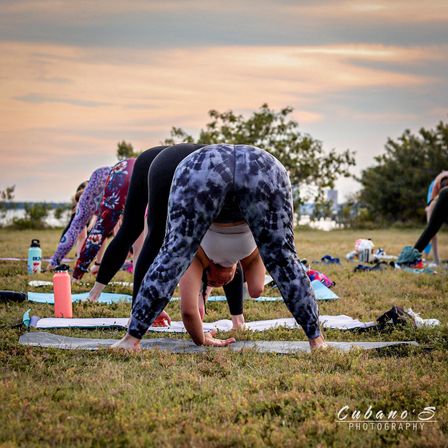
top-left (193, 333), bottom-right (206, 346)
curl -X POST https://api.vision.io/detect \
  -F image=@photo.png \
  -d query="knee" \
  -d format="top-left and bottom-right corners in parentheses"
top-left (248, 284), bottom-right (264, 298)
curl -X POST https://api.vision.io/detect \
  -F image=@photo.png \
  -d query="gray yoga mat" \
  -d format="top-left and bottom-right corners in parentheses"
top-left (19, 332), bottom-right (418, 353)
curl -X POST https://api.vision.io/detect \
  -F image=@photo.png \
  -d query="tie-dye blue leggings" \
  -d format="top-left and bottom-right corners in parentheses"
top-left (129, 144), bottom-right (321, 339)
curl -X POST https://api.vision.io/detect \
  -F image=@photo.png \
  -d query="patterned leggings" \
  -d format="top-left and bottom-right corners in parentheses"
top-left (129, 144), bottom-right (320, 339)
top-left (72, 159), bottom-right (135, 279)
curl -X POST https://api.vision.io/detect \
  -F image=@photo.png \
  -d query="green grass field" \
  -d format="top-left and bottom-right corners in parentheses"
top-left (1, 228), bottom-right (447, 447)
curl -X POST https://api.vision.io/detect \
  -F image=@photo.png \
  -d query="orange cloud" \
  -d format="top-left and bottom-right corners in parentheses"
top-left (0, 40), bottom-right (446, 200)
top-left (286, 0), bottom-right (448, 24)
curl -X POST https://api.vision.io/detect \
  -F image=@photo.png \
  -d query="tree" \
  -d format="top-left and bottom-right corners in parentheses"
top-left (358, 121), bottom-right (448, 224)
top-left (116, 140), bottom-right (137, 160)
top-left (12, 203), bottom-right (50, 229)
top-left (164, 104), bottom-right (355, 213)
top-left (54, 204), bottom-right (70, 221)
top-left (0, 185), bottom-right (15, 225)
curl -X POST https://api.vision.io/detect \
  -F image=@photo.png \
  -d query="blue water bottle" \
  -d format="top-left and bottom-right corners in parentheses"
top-left (28, 239), bottom-right (42, 274)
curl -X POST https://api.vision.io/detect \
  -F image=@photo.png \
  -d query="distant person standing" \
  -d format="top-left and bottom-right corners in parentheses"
top-left (414, 171), bottom-right (448, 263)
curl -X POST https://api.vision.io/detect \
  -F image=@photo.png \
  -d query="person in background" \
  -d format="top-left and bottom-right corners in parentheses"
top-left (58, 180), bottom-right (89, 259)
top-left (414, 171), bottom-right (448, 263)
top-left (71, 159), bottom-right (136, 280)
top-left (88, 144), bottom-right (246, 330)
top-left (47, 166), bottom-right (111, 270)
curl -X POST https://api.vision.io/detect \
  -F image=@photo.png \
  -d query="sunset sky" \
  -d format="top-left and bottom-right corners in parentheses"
top-left (1, 0), bottom-right (447, 201)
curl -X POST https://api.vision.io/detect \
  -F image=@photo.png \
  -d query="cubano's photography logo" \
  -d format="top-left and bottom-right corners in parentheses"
top-left (336, 405), bottom-right (437, 431)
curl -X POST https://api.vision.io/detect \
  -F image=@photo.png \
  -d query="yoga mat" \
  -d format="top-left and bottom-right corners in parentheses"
top-left (26, 315), bottom-right (376, 332)
top-left (0, 257), bottom-right (73, 262)
top-left (18, 332), bottom-right (419, 353)
top-left (26, 279), bottom-right (338, 304)
top-left (28, 281), bottom-right (133, 287)
top-left (29, 276), bottom-right (272, 289)
top-left (27, 292), bottom-right (132, 304)
top-left (0, 291), bottom-right (27, 303)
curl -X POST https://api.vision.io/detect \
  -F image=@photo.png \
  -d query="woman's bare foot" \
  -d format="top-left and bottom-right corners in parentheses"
top-left (309, 335), bottom-right (328, 351)
top-left (88, 281), bottom-right (106, 302)
top-left (231, 314), bottom-right (246, 330)
top-left (111, 333), bottom-right (141, 350)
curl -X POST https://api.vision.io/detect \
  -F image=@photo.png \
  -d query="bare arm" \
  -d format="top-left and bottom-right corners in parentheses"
top-left (240, 249), bottom-right (266, 298)
top-left (179, 257), bottom-right (206, 345)
top-left (180, 256), bottom-right (236, 347)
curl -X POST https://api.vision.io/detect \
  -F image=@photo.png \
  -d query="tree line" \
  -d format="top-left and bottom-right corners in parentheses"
top-left (119, 104), bottom-right (447, 227)
top-left (2, 104), bottom-right (447, 228)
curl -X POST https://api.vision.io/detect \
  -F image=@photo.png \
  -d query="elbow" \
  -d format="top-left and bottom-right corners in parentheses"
top-left (181, 309), bottom-right (197, 321)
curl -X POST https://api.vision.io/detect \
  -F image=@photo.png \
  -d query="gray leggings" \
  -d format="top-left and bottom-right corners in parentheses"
top-left (129, 144), bottom-right (320, 339)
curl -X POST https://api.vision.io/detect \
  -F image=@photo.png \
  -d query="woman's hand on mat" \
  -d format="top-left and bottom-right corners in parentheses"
top-left (151, 310), bottom-right (172, 327)
top-left (203, 329), bottom-right (236, 347)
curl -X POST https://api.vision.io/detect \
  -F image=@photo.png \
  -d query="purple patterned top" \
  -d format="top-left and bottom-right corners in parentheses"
top-left (49, 166), bottom-right (111, 266)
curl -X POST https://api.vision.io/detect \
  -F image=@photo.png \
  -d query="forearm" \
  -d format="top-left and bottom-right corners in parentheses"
top-left (76, 227), bottom-right (88, 258)
top-left (73, 227), bottom-right (107, 279)
top-left (51, 172), bottom-right (105, 266)
top-left (179, 257), bottom-right (205, 345)
top-left (51, 214), bottom-right (89, 266)
top-left (182, 311), bottom-right (205, 345)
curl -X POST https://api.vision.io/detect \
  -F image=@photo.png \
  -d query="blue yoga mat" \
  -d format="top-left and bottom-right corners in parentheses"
top-left (26, 280), bottom-right (338, 304)
top-left (199, 281), bottom-right (338, 301)
top-left (27, 292), bottom-right (132, 304)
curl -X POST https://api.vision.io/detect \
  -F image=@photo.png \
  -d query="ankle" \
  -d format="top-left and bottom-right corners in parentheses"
top-left (231, 314), bottom-right (245, 329)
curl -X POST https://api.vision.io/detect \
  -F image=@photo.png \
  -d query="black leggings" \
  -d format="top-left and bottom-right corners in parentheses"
top-left (415, 187), bottom-right (448, 252)
top-left (131, 144), bottom-right (206, 298)
top-left (96, 143), bottom-right (245, 315)
top-left (96, 146), bottom-right (167, 285)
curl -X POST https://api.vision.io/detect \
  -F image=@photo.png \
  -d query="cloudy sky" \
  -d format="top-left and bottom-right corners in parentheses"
top-left (1, 0), bottom-right (447, 201)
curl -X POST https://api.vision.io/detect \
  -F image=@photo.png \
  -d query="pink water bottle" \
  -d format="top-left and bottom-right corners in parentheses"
top-left (53, 265), bottom-right (72, 318)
